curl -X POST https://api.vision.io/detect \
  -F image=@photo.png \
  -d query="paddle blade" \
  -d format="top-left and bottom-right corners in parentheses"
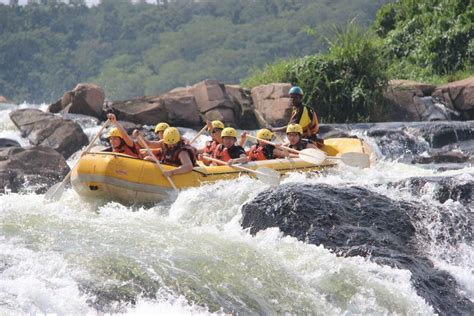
top-left (341, 152), bottom-right (371, 168)
top-left (255, 167), bottom-right (280, 186)
top-left (44, 182), bottom-right (65, 201)
top-left (298, 148), bottom-right (326, 165)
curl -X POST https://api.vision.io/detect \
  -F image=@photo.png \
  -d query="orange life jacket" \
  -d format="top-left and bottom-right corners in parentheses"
top-left (248, 144), bottom-right (274, 161)
top-left (203, 140), bottom-right (219, 155)
top-left (160, 141), bottom-right (197, 167)
top-left (113, 141), bottom-right (143, 159)
top-left (213, 144), bottom-right (245, 162)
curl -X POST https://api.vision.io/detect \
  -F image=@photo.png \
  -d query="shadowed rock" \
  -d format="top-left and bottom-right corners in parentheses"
top-left (0, 146), bottom-right (69, 193)
top-left (0, 138), bottom-right (20, 148)
top-left (241, 183), bottom-right (473, 315)
top-left (9, 108), bottom-right (89, 159)
top-left (48, 83), bottom-right (105, 119)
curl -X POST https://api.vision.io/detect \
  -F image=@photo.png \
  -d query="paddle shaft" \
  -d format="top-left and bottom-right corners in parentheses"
top-left (203, 155), bottom-right (269, 177)
top-left (189, 125), bottom-right (208, 145)
top-left (138, 135), bottom-right (178, 191)
top-left (246, 134), bottom-right (303, 156)
top-left (45, 120), bottom-right (110, 200)
top-left (253, 110), bottom-right (285, 143)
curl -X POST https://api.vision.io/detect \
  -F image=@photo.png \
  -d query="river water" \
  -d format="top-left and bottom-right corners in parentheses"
top-left (0, 103), bottom-right (472, 315)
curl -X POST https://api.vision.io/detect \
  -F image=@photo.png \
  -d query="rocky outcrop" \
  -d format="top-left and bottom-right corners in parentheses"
top-left (48, 83), bottom-right (105, 119)
top-left (383, 80), bottom-right (441, 121)
top-left (9, 109), bottom-right (89, 159)
top-left (251, 83), bottom-right (292, 127)
top-left (0, 146), bottom-right (70, 193)
top-left (433, 77), bottom-right (474, 120)
top-left (109, 92), bottom-right (202, 127)
top-left (109, 79), bottom-right (259, 128)
top-left (241, 183), bottom-right (474, 315)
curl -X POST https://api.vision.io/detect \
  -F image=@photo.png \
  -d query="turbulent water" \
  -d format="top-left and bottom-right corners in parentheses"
top-left (0, 103), bottom-right (472, 315)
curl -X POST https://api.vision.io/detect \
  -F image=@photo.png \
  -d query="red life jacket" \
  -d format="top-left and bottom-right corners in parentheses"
top-left (213, 144), bottom-right (231, 162)
top-left (160, 141), bottom-right (197, 167)
top-left (113, 141), bottom-right (143, 159)
top-left (248, 144), bottom-right (274, 161)
top-left (203, 140), bottom-right (218, 155)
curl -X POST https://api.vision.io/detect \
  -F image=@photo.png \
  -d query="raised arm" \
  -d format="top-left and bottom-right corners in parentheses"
top-left (107, 113), bottom-right (134, 147)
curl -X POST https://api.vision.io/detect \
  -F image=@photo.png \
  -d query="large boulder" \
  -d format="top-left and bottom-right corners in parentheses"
top-left (0, 146), bottom-right (70, 193)
top-left (224, 84), bottom-right (259, 130)
top-left (109, 91), bottom-right (202, 128)
top-left (433, 77), bottom-right (474, 120)
top-left (48, 83), bottom-right (105, 119)
top-left (189, 79), bottom-right (242, 126)
top-left (383, 80), bottom-right (438, 121)
top-left (241, 183), bottom-right (473, 315)
top-left (9, 109), bottom-right (89, 159)
top-left (251, 83), bottom-right (292, 127)
top-left (109, 80), bottom-right (259, 129)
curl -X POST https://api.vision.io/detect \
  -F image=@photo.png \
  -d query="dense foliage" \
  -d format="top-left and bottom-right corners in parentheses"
top-left (373, 0), bottom-right (473, 82)
top-left (243, 0), bottom-right (473, 122)
top-left (0, 0), bottom-right (388, 102)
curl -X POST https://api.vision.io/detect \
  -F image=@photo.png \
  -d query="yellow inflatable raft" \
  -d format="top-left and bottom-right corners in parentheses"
top-left (71, 138), bottom-right (373, 203)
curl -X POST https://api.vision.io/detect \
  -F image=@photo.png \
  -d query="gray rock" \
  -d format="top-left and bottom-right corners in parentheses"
top-left (9, 108), bottom-right (89, 159)
top-left (0, 146), bottom-right (70, 193)
top-left (48, 83), bottom-right (105, 119)
top-left (0, 138), bottom-right (21, 148)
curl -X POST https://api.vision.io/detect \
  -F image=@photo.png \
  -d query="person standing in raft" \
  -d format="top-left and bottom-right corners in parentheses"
top-left (196, 120), bottom-right (224, 165)
top-left (240, 128), bottom-right (287, 161)
top-left (133, 122), bottom-right (169, 160)
top-left (271, 86), bottom-right (322, 145)
top-left (103, 113), bottom-right (143, 159)
top-left (160, 127), bottom-right (197, 177)
top-left (204, 127), bottom-right (248, 165)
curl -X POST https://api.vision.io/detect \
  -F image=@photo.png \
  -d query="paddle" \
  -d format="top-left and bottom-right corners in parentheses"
top-left (253, 110), bottom-right (285, 143)
top-left (137, 134), bottom-right (178, 191)
top-left (189, 124), bottom-right (208, 145)
top-left (203, 155), bottom-right (280, 186)
top-left (44, 119), bottom-right (110, 201)
top-left (246, 135), bottom-right (370, 168)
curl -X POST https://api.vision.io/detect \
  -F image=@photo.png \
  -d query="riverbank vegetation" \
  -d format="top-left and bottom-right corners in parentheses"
top-left (0, 0), bottom-right (388, 102)
top-left (242, 0), bottom-right (473, 122)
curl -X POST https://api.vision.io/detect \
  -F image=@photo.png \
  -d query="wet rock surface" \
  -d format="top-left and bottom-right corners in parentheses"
top-left (0, 138), bottom-right (21, 148)
top-left (0, 146), bottom-right (70, 193)
top-left (241, 183), bottom-right (474, 315)
top-left (9, 108), bottom-right (89, 159)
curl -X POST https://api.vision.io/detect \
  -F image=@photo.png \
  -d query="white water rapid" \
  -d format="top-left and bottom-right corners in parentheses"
top-left (0, 104), bottom-right (472, 315)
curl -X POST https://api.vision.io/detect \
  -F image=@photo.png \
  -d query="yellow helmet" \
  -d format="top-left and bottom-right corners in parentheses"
top-left (286, 123), bottom-right (303, 135)
top-left (256, 128), bottom-right (273, 141)
top-left (154, 122), bottom-right (169, 133)
top-left (209, 120), bottom-right (225, 131)
top-left (221, 127), bottom-right (237, 138)
top-left (163, 127), bottom-right (181, 145)
top-left (107, 127), bottom-right (122, 139)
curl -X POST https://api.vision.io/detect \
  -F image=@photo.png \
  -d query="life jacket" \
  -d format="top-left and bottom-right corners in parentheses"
top-left (203, 140), bottom-right (219, 155)
top-left (248, 144), bottom-right (274, 161)
top-left (213, 144), bottom-right (245, 162)
top-left (112, 141), bottom-right (143, 159)
top-left (291, 106), bottom-right (319, 138)
top-left (289, 139), bottom-right (309, 151)
top-left (160, 141), bottom-right (197, 167)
